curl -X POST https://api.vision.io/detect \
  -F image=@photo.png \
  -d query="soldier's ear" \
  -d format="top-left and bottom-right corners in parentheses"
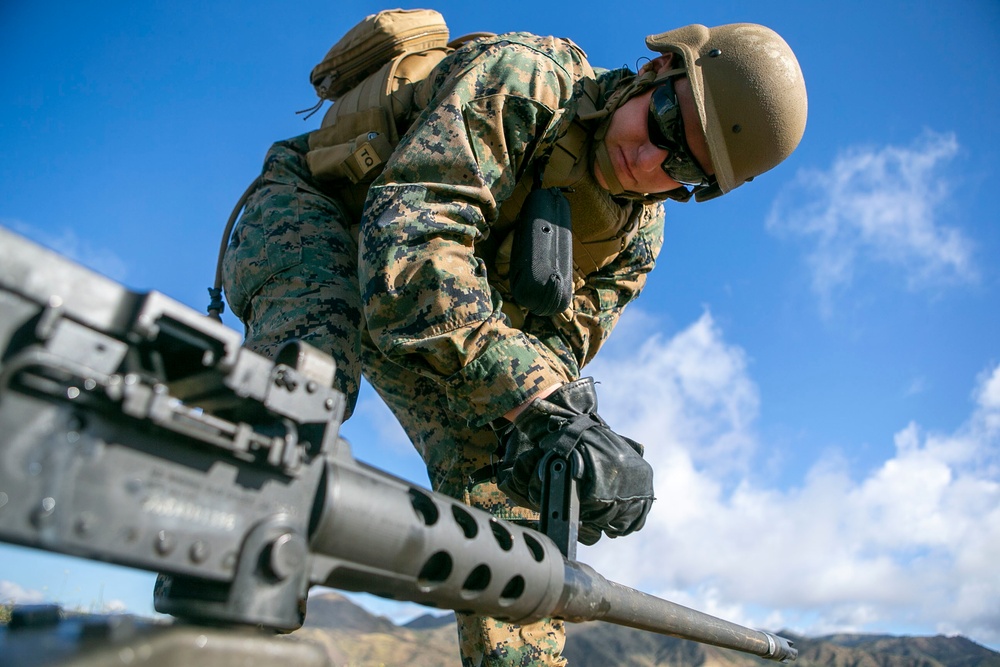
top-left (640, 52), bottom-right (676, 75)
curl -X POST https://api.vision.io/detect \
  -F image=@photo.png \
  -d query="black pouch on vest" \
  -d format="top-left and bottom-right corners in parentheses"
top-left (510, 188), bottom-right (573, 316)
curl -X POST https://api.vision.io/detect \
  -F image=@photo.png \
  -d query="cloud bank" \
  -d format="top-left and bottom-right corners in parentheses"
top-left (0, 578), bottom-right (128, 614)
top-left (583, 311), bottom-right (999, 645)
top-left (766, 133), bottom-right (977, 315)
top-left (0, 580), bottom-right (45, 605)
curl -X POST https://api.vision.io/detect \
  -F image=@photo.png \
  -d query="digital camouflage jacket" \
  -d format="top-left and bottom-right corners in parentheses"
top-left (358, 32), bottom-right (665, 427)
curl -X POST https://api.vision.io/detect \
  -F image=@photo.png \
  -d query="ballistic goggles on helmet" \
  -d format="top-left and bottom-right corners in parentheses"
top-left (647, 78), bottom-right (719, 201)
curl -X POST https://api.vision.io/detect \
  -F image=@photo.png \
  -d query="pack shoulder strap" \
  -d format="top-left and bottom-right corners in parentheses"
top-left (305, 9), bottom-right (481, 186)
top-left (306, 46), bottom-right (451, 184)
top-left (210, 10), bottom-right (469, 318)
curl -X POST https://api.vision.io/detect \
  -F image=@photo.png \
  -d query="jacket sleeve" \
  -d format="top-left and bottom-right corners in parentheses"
top-left (359, 36), bottom-right (591, 427)
top-left (523, 203), bottom-right (665, 377)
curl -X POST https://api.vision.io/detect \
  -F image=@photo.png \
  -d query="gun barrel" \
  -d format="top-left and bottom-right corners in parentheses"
top-left (309, 451), bottom-right (797, 662)
top-left (557, 561), bottom-right (797, 661)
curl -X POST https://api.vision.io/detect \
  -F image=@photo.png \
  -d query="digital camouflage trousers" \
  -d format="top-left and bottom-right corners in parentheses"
top-left (221, 137), bottom-right (567, 667)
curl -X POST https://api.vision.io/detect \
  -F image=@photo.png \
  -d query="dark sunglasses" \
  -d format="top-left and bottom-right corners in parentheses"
top-left (647, 79), bottom-right (713, 189)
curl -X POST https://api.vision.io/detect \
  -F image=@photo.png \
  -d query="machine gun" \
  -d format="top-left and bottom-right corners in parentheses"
top-left (0, 226), bottom-right (797, 665)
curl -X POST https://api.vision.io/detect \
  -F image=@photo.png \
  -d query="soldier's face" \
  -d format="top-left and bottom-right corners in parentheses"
top-left (596, 59), bottom-right (713, 195)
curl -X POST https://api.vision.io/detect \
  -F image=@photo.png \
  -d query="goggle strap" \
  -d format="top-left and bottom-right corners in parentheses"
top-left (664, 185), bottom-right (694, 202)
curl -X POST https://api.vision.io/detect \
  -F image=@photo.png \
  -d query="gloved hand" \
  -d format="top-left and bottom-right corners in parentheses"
top-left (497, 377), bottom-right (654, 545)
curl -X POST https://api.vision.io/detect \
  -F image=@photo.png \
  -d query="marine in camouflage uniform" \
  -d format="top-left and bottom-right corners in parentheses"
top-left (225, 32), bottom-right (659, 667)
top-left (224, 22), bottom-right (807, 667)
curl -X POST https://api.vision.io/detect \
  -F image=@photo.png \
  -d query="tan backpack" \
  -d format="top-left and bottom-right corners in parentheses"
top-left (309, 8), bottom-right (449, 102)
top-left (208, 10), bottom-right (475, 319)
top-left (305, 9), bottom-right (464, 185)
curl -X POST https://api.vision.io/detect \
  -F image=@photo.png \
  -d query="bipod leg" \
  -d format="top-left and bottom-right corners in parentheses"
top-left (538, 449), bottom-right (584, 559)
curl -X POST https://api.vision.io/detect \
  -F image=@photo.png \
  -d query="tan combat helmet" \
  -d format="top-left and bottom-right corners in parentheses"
top-left (646, 23), bottom-right (808, 199)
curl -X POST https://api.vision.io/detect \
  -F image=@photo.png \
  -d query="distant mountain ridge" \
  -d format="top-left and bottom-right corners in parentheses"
top-left (292, 592), bottom-right (1000, 667)
top-left (301, 592), bottom-right (398, 634)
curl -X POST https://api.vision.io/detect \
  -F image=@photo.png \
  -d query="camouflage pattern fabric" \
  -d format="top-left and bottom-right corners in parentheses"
top-left (361, 33), bottom-right (593, 426)
top-left (222, 134), bottom-right (365, 418)
top-left (223, 32), bottom-right (665, 667)
top-left (460, 483), bottom-right (566, 666)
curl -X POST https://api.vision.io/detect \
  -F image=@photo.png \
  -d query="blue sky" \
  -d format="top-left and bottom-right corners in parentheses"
top-left (2, 0), bottom-right (999, 652)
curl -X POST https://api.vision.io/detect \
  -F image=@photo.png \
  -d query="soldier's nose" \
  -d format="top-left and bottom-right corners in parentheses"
top-left (636, 144), bottom-right (668, 173)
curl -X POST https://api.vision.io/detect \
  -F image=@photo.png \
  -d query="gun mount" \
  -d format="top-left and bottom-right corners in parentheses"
top-left (0, 226), bottom-right (797, 664)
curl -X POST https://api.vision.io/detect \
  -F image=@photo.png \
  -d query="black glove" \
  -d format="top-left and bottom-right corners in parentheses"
top-left (497, 377), bottom-right (654, 545)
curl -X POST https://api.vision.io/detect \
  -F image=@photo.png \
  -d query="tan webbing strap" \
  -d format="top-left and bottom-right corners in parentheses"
top-left (309, 106), bottom-right (390, 150)
top-left (307, 48), bottom-right (450, 184)
top-left (306, 131), bottom-right (395, 184)
top-left (539, 75), bottom-right (600, 190)
top-left (592, 141), bottom-right (625, 195)
top-left (387, 48), bottom-right (450, 121)
top-left (314, 62), bottom-right (398, 143)
top-left (542, 119), bottom-right (590, 190)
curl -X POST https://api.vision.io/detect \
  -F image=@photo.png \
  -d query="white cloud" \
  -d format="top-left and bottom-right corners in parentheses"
top-left (94, 599), bottom-right (129, 614)
top-left (1, 219), bottom-right (129, 282)
top-left (588, 311), bottom-right (760, 478)
top-left (0, 580), bottom-right (45, 604)
top-left (580, 312), bottom-right (1000, 646)
top-left (766, 132), bottom-right (977, 315)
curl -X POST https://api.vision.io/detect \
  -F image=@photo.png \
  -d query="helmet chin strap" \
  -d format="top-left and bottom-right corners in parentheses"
top-left (587, 67), bottom-right (689, 201)
top-left (593, 139), bottom-right (626, 196)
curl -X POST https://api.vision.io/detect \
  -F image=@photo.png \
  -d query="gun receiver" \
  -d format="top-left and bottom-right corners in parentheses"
top-left (0, 226), bottom-right (797, 664)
